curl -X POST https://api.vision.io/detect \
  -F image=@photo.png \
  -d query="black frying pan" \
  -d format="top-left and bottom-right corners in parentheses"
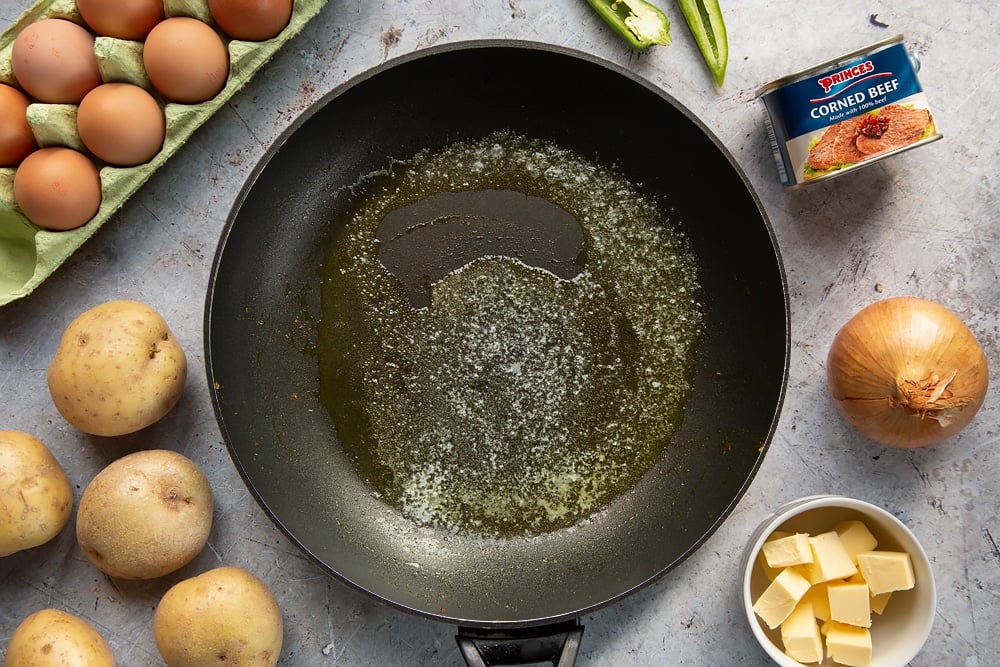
top-left (205, 41), bottom-right (789, 664)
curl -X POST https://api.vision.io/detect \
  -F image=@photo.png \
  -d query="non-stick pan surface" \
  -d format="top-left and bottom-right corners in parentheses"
top-left (206, 41), bottom-right (789, 627)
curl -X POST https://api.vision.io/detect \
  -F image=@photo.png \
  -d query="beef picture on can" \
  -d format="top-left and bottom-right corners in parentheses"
top-left (805, 104), bottom-right (935, 174)
top-left (854, 104), bottom-right (932, 155)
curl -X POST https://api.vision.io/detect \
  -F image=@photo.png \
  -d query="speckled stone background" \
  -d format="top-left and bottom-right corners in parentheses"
top-left (1, 1), bottom-right (997, 665)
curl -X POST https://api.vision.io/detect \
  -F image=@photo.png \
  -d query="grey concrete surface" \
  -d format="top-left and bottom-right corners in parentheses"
top-left (1, 1), bottom-right (997, 665)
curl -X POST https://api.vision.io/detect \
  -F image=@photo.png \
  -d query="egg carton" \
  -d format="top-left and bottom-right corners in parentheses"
top-left (0, 0), bottom-right (328, 307)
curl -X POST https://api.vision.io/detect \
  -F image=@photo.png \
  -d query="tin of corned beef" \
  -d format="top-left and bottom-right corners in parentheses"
top-left (758, 35), bottom-right (941, 187)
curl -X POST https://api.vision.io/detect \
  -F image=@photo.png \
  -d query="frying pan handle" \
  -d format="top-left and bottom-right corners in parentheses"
top-left (455, 620), bottom-right (584, 667)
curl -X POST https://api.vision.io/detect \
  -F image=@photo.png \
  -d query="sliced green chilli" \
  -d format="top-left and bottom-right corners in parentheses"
top-left (585, 0), bottom-right (672, 50)
top-left (678, 0), bottom-right (728, 85)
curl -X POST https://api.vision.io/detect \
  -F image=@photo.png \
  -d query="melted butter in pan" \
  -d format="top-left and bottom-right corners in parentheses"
top-left (318, 131), bottom-right (702, 537)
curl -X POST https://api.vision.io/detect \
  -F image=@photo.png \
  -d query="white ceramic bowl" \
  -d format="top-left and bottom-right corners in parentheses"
top-left (741, 495), bottom-right (936, 666)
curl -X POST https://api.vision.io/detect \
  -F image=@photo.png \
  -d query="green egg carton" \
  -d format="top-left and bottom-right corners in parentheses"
top-left (0, 0), bottom-right (328, 307)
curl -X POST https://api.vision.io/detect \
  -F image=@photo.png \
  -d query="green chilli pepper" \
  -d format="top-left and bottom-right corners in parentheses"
top-left (677, 0), bottom-right (728, 86)
top-left (586, 0), bottom-right (672, 50)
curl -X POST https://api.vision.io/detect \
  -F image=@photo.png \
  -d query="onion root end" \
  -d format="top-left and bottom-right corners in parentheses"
top-left (892, 370), bottom-right (972, 426)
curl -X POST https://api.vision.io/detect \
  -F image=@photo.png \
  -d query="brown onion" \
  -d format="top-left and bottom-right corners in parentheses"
top-left (827, 296), bottom-right (989, 448)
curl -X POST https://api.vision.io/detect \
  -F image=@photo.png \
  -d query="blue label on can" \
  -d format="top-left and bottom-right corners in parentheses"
top-left (765, 42), bottom-right (922, 138)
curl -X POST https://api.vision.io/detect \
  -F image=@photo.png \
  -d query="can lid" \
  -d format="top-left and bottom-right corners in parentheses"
top-left (756, 34), bottom-right (906, 98)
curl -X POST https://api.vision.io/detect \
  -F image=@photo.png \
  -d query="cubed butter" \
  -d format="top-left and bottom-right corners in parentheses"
top-left (759, 531), bottom-right (794, 580)
top-left (804, 531), bottom-right (858, 584)
top-left (780, 599), bottom-right (823, 664)
top-left (835, 520), bottom-right (879, 563)
top-left (825, 621), bottom-right (872, 667)
top-left (752, 566), bottom-right (812, 629)
top-left (801, 580), bottom-right (832, 622)
top-left (870, 589), bottom-right (892, 615)
top-left (827, 581), bottom-right (872, 628)
top-left (753, 519), bottom-right (915, 661)
top-left (848, 572), bottom-right (892, 615)
top-left (856, 550), bottom-right (915, 595)
top-left (762, 533), bottom-right (814, 568)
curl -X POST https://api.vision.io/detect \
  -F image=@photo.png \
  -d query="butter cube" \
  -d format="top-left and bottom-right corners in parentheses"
top-left (827, 581), bottom-right (872, 627)
top-left (856, 550), bottom-right (915, 595)
top-left (824, 621), bottom-right (872, 667)
top-left (762, 533), bottom-right (814, 568)
top-left (835, 520), bottom-right (879, 563)
top-left (780, 599), bottom-right (823, 664)
top-left (803, 531), bottom-right (858, 584)
top-left (870, 589), bottom-right (892, 615)
top-left (848, 572), bottom-right (892, 615)
top-left (758, 531), bottom-right (794, 580)
top-left (752, 566), bottom-right (812, 629)
top-left (801, 581), bottom-right (832, 621)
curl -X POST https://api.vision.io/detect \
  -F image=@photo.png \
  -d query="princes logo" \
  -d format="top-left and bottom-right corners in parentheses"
top-left (810, 60), bottom-right (891, 102)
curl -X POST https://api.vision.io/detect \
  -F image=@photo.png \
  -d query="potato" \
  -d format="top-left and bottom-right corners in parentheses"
top-left (76, 449), bottom-right (212, 579)
top-left (47, 300), bottom-right (187, 437)
top-left (5, 608), bottom-right (115, 666)
top-left (0, 430), bottom-right (73, 557)
top-left (153, 566), bottom-right (283, 667)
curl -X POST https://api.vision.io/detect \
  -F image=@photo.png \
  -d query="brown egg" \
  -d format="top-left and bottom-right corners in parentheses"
top-left (78, 83), bottom-right (165, 166)
top-left (14, 147), bottom-right (102, 231)
top-left (77, 0), bottom-right (165, 40)
top-left (11, 18), bottom-right (102, 103)
top-left (0, 84), bottom-right (36, 166)
top-left (209, 0), bottom-right (293, 41)
top-left (143, 18), bottom-right (229, 103)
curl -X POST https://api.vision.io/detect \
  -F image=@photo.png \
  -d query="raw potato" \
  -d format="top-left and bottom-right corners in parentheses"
top-left (5, 608), bottom-right (115, 666)
top-left (76, 449), bottom-right (213, 579)
top-left (0, 430), bottom-right (73, 557)
top-left (47, 300), bottom-right (187, 437)
top-left (153, 566), bottom-right (283, 667)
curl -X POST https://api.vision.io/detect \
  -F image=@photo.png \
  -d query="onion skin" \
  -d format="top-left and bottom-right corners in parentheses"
top-left (827, 296), bottom-right (989, 448)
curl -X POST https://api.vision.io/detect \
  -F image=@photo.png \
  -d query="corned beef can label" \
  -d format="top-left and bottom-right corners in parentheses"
top-left (757, 35), bottom-right (941, 187)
